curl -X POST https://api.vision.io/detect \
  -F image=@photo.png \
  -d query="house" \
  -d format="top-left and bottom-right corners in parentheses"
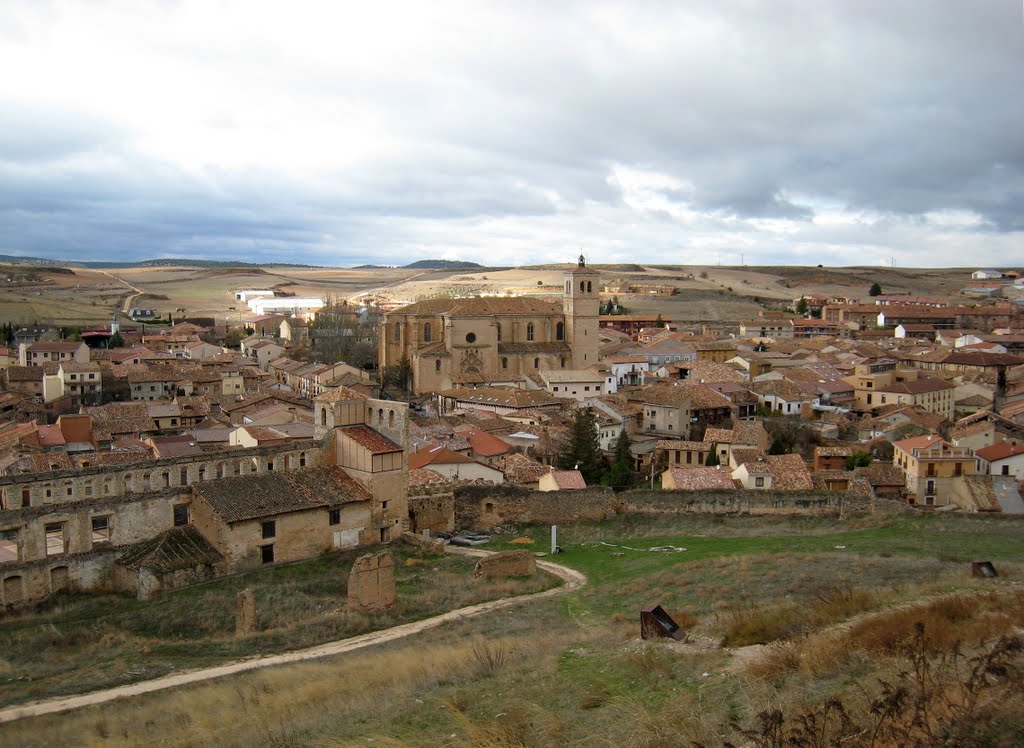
top-left (496, 453), bottom-right (549, 488)
top-left (813, 445), bottom-right (855, 471)
top-left (975, 443), bottom-right (1024, 480)
top-left (656, 440), bottom-right (712, 469)
top-left (892, 435), bottom-right (978, 507)
top-left (57, 362), bottom-right (102, 408)
top-left (540, 369), bottom-right (607, 401)
top-left (435, 387), bottom-right (563, 416)
top-left (538, 468), bottom-right (586, 491)
top-left (18, 340), bottom-right (90, 367)
top-left (280, 316), bottom-right (310, 344)
top-left (456, 427), bottom-right (512, 464)
top-left (637, 382), bottom-right (736, 440)
top-left (408, 446), bottom-right (503, 483)
top-left (702, 421), bottom-right (772, 465)
top-left (190, 466), bottom-right (373, 573)
top-left (661, 466), bottom-right (735, 490)
top-left (749, 379), bottom-right (818, 416)
top-left (606, 356), bottom-right (651, 387)
top-left (972, 269), bottom-right (1004, 280)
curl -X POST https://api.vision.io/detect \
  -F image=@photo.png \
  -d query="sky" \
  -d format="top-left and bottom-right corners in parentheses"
top-left (0, 1), bottom-right (1022, 268)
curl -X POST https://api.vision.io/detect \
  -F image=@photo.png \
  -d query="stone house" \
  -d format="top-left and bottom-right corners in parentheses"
top-left (975, 443), bottom-right (1024, 479)
top-left (18, 341), bottom-right (90, 367)
top-left (892, 434), bottom-right (978, 507)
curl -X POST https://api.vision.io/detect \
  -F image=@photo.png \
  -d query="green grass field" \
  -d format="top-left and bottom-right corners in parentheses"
top-left (3, 513), bottom-right (1023, 747)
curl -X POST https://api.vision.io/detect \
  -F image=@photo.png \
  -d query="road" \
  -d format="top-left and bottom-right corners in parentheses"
top-left (0, 547), bottom-right (586, 725)
top-left (99, 270), bottom-right (144, 315)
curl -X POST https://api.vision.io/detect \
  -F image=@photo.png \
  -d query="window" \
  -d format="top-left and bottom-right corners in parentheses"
top-left (21, 487), bottom-right (30, 508)
top-left (261, 544), bottom-right (275, 564)
top-left (755, 477), bottom-right (765, 487)
top-left (925, 479), bottom-right (935, 495)
top-left (180, 467), bottom-right (189, 486)
top-left (465, 332), bottom-right (476, 343)
top-left (173, 503), bottom-right (190, 526)
top-left (954, 463), bottom-right (962, 477)
top-left (556, 322), bottom-right (564, 341)
top-left (394, 322), bottom-right (402, 344)
top-left (66, 483), bottom-right (73, 497)
top-left (587, 281), bottom-right (592, 293)
top-left (501, 357), bottom-right (508, 369)
top-left (435, 359), bottom-right (441, 373)
top-left (91, 516), bottom-right (111, 546)
top-left (423, 322), bottom-right (432, 343)
top-left (580, 281), bottom-right (585, 292)
top-left (534, 357), bottom-right (539, 369)
top-left (45, 523), bottom-right (66, 556)
top-left (526, 323), bottom-right (534, 341)
top-left (496, 324), bottom-right (502, 341)
top-left (0, 529), bottom-right (18, 563)
top-left (329, 508), bottom-right (341, 525)
top-left (262, 521), bottom-right (276, 539)
top-left (299, 452), bottom-right (307, 467)
top-left (560, 356), bottom-right (566, 368)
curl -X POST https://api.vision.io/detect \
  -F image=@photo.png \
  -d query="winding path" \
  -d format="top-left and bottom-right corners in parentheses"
top-left (99, 270), bottom-right (145, 315)
top-left (0, 548), bottom-right (586, 725)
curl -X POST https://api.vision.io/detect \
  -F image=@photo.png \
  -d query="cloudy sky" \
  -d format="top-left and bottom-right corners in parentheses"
top-left (1, 1), bottom-right (1021, 268)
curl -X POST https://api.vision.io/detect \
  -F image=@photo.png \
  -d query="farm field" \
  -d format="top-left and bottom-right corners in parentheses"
top-left (3, 513), bottom-right (1023, 746)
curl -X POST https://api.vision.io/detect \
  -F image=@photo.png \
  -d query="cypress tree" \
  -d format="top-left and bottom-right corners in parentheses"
top-left (556, 408), bottom-right (607, 485)
top-left (608, 429), bottom-right (635, 490)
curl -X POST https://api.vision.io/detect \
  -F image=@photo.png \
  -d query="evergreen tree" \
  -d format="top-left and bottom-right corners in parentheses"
top-left (796, 296), bottom-right (809, 314)
top-left (109, 330), bottom-right (125, 348)
top-left (608, 429), bottom-right (635, 490)
top-left (869, 282), bottom-right (882, 297)
top-left (704, 444), bottom-right (720, 467)
top-left (845, 451), bottom-right (872, 470)
top-left (556, 408), bottom-right (607, 485)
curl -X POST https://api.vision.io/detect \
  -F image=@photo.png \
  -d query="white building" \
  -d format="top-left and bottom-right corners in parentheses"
top-left (247, 298), bottom-right (324, 317)
top-left (234, 289), bottom-right (276, 302)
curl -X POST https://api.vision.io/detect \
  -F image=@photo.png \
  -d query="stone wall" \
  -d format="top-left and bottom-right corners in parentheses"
top-left (473, 550), bottom-right (536, 578)
top-left (347, 551), bottom-right (396, 612)
top-left (454, 484), bottom-right (617, 530)
top-left (1, 546), bottom-right (120, 606)
top-left (408, 490), bottom-right (455, 533)
top-left (0, 441), bottom-right (321, 511)
top-left (453, 484), bottom-right (882, 530)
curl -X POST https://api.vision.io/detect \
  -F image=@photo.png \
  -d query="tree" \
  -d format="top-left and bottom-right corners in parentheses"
top-left (108, 330), bottom-right (125, 349)
top-left (556, 408), bottom-right (606, 485)
top-left (869, 282), bottom-right (882, 297)
top-left (607, 430), bottom-right (635, 491)
top-left (704, 444), bottom-right (720, 467)
top-left (223, 328), bottom-right (245, 349)
top-left (845, 451), bottom-right (872, 470)
top-left (796, 296), bottom-right (809, 315)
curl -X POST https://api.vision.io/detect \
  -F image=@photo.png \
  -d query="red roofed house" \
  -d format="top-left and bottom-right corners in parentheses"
top-left (408, 446), bottom-right (504, 483)
top-left (893, 434), bottom-right (978, 507)
top-left (976, 443), bottom-right (1024, 480)
top-left (538, 468), bottom-right (587, 491)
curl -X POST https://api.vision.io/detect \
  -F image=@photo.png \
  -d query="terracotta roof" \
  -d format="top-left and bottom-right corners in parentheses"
top-left (765, 454), bottom-right (814, 490)
top-left (815, 445), bottom-right (855, 458)
top-left (459, 427), bottom-right (511, 457)
top-left (957, 476), bottom-right (1001, 511)
top-left (497, 341), bottom-right (572, 354)
top-left (667, 466), bottom-right (736, 490)
top-left (409, 446), bottom-right (477, 469)
top-left (548, 469), bottom-right (587, 489)
top-left (195, 465), bottom-right (371, 523)
top-left (496, 453), bottom-right (549, 484)
top-left (656, 439), bottom-right (709, 451)
top-left (115, 526), bottom-right (224, 572)
top-left (6, 366), bottom-right (43, 382)
top-left (409, 468), bottom-right (449, 488)
top-left (976, 443), bottom-right (1024, 462)
top-left (943, 351), bottom-right (1024, 367)
top-left (892, 434), bottom-right (945, 452)
top-left (339, 424), bottom-right (402, 454)
top-left (439, 387), bottom-right (562, 409)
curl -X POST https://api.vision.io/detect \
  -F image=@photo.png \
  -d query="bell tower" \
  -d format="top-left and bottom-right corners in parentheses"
top-left (562, 254), bottom-right (600, 368)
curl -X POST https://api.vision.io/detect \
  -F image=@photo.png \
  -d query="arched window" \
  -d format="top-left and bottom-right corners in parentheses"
top-left (124, 474), bottom-right (133, 492)
top-left (556, 322), bottom-right (564, 341)
top-left (587, 281), bottom-right (592, 293)
top-left (526, 323), bottom-right (534, 341)
top-left (389, 410), bottom-right (395, 428)
top-left (216, 463), bottom-right (225, 479)
top-left (534, 357), bottom-right (540, 368)
top-left (435, 359), bottom-right (441, 373)
top-left (198, 466), bottom-right (206, 481)
top-left (423, 322), bottom-right (432, 342)
top-left (142, 473), bottom-right (151, 491)
top-left (394, 322), bottom-right (402, 344)
top-left (299, 452), bottom-right (307, 467)
top-left (560, 356), bottom-right (566, 368)
top-left (378, 408), bottom-right (384, 425)
top-left (580, 281), bottom-right (585, 292)
top-left (502, 357), bottom-right (508, 369)
top-left (320, 407), bottom-right (327, 426)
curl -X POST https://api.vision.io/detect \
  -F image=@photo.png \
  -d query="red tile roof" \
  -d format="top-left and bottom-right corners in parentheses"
top-left (339, 424), bottom-right (402, 454)
top-left (976, 443), bottom-right (1024, 462)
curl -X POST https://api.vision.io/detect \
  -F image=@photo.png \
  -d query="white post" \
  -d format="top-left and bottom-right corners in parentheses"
top-left (551, 525), bottom-right (557, 555)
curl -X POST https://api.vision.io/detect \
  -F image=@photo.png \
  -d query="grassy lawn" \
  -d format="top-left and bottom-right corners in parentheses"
top-left (3, 512), bottom-right (1024, 747)
top-left (0, 544), bottom-right (557, 708)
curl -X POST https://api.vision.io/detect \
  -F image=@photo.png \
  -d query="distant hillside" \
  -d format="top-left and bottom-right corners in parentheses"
top-left (0, 255), bottom-right (322, 270)
top-left (404, 260), bottom-right (483, 270)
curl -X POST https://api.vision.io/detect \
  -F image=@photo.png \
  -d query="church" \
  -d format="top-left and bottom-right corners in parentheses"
top-left (379, 257), bottom-right (600, 395)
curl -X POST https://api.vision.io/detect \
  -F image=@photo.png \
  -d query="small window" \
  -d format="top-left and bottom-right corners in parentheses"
top-left (0, 529), bottom-right (18, 563)
top-left (502, 357), bottom-right (508, 369)
top-left (91, 516), bottom-right (111, 546)
top-left (261, 544), bottom-right (275, 564)
top-left (465, 332), bottom-right (476, 344)
top-left (435, 359), bottom-right (441, 373)
top-left (755, 477), bottom-right (765, 487)
top-left (329, 508), bottom-right (341, 525)
top-left (21, 487), bottom-right (30, 508)
top-left (496, 324), bottom-right (502, 342)
top-left (173, 504), bottom-right (190, 526)
top-left (526, 324), bottom-right (534, 341)
top-left (45, 523), bottom-right (66, 556)
top-left (534, 357), bottom-right (539, 368)
top-left (556, 322), bottom-right (564, 341)
top-left (262, 521), bottom-right (276, 539)
top-left (423, 322), bottom-right (432, 343)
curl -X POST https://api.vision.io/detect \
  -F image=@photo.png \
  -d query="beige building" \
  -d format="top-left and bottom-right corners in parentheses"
top-left (843, 359), bottom-right (955, 420)
top-left (892, 434), bottom-right (978, 507)
top-left (380, 256), bottom-right (600, 394)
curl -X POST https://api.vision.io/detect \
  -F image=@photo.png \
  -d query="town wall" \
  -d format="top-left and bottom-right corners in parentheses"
top-left (408, 488), bottom-right (455, 533)
top-left (454, 484), bottom-right (617, 530)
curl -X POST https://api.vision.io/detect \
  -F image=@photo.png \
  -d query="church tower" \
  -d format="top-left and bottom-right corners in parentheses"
top-left (562, 254), bottom-right (600, 368)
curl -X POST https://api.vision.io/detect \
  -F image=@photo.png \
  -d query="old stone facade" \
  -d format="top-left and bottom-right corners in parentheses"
top-left (379, 257), bottom-right (600, 394)
top-left (347, 551), bottom-right (396, 612)
top-left (473, 550), bottom-right (536, 578)
top-left (1, 392), bottom-right (409, 607)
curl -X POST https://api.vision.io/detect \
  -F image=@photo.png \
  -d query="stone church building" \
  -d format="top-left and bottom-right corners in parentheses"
top-left (379, 257), bottom-right (600, 394)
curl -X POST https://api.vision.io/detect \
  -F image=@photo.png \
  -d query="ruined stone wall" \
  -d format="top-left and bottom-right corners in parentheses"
top-left (454, 484), bottom-right (617, 530)
top-left (1, 546), bottom-right (121, 606)
top-left (0, 441), bottom-right (322, 511)
top-left (473, 550), bottom-right (536, 578)
top-left (617, 489), bottom-right (869, 515)
top-left (408, 491), bottom-right (455, 533)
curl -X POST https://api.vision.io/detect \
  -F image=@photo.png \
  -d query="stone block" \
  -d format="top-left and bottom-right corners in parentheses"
top-left (236, 588), bottom-right (257, 637)
top-left (473, 550), bottom-right (536, 578)
top-left (347, 551), bottom-right (396, 612)
top-left (399, 531), bottom-right (445, 555)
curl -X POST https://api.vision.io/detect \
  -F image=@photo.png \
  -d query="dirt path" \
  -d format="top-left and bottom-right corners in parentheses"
top-left (0, 548), bottom-right (585, 725)
top-left (99, 270), bottom-right (145, 314)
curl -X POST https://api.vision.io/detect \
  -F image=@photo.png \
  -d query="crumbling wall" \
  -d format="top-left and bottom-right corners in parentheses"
top-left (454, 484), bottom-right (617, 530)
top-left (618, 489), bottom-right (874, 515)
top-left (346, 551), bottom-right (396, 612)
top-left (473, 550), bottom-right (536, 578)
top-left (408, 490), bottom-right (455, 533)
